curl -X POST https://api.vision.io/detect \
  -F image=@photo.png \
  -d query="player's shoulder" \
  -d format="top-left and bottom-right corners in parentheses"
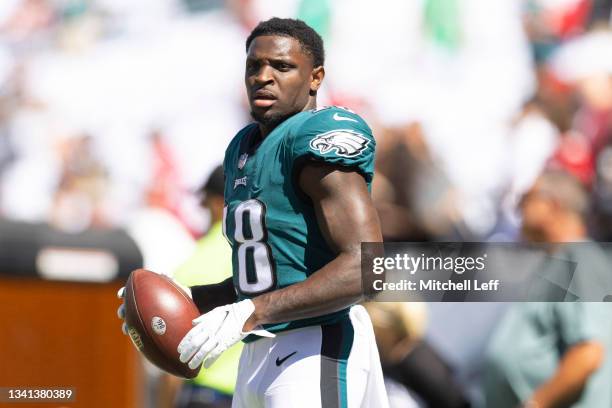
top-left (299, 106), bottom-right (372, 134)
top-left (285, 106), bottom-right (375, 162)
top-left (226, 123), bottom-right (257, 154)
top-left (289, 106), bottom-right (374, 150)
top-left (224, 123), bottom-right (257, 175)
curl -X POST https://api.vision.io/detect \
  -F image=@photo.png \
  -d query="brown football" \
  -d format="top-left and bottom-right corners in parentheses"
top-left (124, 268), bottom-right (201, 379)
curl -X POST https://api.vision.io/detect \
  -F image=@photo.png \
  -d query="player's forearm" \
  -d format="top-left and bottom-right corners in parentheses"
top-left (190, 278), bottom-right (237, 314)
top-left (527, 341), bottom-right (604, 408)
top-left (244, 251), bottom-right (362, 330)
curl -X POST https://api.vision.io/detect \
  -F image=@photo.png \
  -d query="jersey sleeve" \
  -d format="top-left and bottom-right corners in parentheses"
top-left (287, 107), bottom-right (376, 183)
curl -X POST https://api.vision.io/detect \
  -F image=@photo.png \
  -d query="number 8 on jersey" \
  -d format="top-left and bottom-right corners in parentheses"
top-left (224, 199), bottom-right (275, 294)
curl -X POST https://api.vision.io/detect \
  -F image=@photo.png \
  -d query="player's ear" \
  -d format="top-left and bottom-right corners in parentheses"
top-left (310, 66), bottom-right (325, 94)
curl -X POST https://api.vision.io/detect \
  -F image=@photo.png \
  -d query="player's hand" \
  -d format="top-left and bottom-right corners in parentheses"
top-left (117, 277), bottom-right (192, 335)
top-left (117, 287), bottom-right (129, 335)
top-left (177, 299), bottom-right (274, 369)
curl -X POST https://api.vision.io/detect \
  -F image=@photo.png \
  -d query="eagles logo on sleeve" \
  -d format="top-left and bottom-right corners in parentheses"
top-left (309, 129), bottom-right (370, 158)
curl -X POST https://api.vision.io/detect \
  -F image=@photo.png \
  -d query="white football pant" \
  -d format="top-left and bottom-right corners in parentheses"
top-left (232, 305), bottom-right (390, 408)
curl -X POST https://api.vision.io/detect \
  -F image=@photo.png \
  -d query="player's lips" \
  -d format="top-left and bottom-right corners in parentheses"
top-left (252, 90), bottom-right (277, 108)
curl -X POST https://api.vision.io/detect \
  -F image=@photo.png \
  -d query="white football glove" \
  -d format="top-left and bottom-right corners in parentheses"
top-left (117, 287), bottom-right (129, 335)
top-left (116, 279), bottom-right (192, 335)
top-left (177, 299), bottom-right (274, 370)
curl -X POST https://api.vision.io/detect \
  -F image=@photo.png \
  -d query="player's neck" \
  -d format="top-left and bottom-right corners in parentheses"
top-left (258, 124), bottom-right (274, 139)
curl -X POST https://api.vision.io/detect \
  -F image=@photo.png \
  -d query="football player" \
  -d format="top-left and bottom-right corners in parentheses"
top-left (120, 17), bottom-right (388, 408)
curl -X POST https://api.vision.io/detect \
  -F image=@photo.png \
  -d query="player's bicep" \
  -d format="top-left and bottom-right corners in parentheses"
top-left (298, 162), bottom-right (382, 254)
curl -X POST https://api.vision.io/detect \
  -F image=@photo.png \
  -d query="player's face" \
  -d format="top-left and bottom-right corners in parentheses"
top-left (245, 35), bottom-right (320, 129)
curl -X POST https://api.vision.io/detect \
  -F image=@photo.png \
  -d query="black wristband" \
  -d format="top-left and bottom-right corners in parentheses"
top-left (190, 278), bottom-right (238, 314)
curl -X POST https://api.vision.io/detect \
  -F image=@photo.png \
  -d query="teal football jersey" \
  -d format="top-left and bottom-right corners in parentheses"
top-left (222, 106), bottom-right (375, 336)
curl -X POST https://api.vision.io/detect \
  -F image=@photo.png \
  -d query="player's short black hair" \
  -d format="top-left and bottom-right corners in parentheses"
top-left (245, 18), bottom-right (325, 67)
top-left (199, 165), bottom-right (224, 197)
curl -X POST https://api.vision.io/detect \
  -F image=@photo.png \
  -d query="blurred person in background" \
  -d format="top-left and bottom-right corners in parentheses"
top-left (126, 130), bottom-right (195, 274)
top-left (498, 0), bottom-right (612, 241)
top-left (484, 170), bottom-right (612, 408)
top-left (0, 0), bottom-right (55, 45)
top-left (497, 95), bottom-right (561, 242)
top-left (157, 165), bottom-right (239, 408)
top-left (373, 123), bottom-right (459, 242)
top-left (549, 26), bottom-right (612, 239)
top-left (50, 132), bottom-right (110, 231)
top-left (592, 139), bottom-right (612, 239)
top-left (0, 68), bottom-right (16, 208)
top-left (364, 302), bottom-right (470, 408)
top-left (0, 59), bottom-right (62, 223)
top-left (589, 0), bottom-right (612, 26)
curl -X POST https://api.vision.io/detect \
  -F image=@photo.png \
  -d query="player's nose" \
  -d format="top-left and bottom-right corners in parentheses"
top-left (252, 64), bottom-right (274, 85)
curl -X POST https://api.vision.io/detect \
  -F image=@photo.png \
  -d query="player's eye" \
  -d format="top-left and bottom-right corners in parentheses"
top-left (246, 61), bottom-right (260, 73)
top-left (275, 62), bottom-right (292, 72)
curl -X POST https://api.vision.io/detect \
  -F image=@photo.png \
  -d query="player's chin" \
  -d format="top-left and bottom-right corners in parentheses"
top-left (250, 107), bottom-right (286, 127)
top-left (250, 104), bottom-right (272, 118)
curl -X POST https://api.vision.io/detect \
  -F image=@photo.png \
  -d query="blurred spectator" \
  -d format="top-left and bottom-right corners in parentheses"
top-left (592, 141), bottom-right (612, 239)
top-left (147, 129), bottom-right (197, 232)
top-left (549, 28), bottom-right (612, 187)
top-left (498, 99), bottom-right (560, 240)
top-left (524, 0), bottom-right (592, 63)
top-left (589, 0), bottom-right (612, 26)
top-left (158, 165), bottom-right (239, 408)
top-left (0, 123), bottom-right (13, 186)
top-left (0, 91), bottom-right (15, 207)
top-left (0, 61), bottom-right (63, 223)
top-left (373, 123), bottom-right (459, 241)
top-left (125, 134), bottom-right (195, 274)
top-left (365, 302), bottom-right (470, 408)
top-left (0, 0), bottom-right (55, 46)
top-left (50, 133), bottom-right (109, 231)
top-left (484, 170), bottom-right (612, 408)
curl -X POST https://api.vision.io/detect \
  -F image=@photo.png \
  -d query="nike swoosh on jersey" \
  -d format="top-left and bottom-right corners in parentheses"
top-left (332, 113), bottom-right (358, 123)
top-left (275, 351), bottom-right (297, 366)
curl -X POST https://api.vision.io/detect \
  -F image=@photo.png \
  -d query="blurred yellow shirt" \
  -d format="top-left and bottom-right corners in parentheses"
top-left (173, 221), bottom-right (241, 395)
